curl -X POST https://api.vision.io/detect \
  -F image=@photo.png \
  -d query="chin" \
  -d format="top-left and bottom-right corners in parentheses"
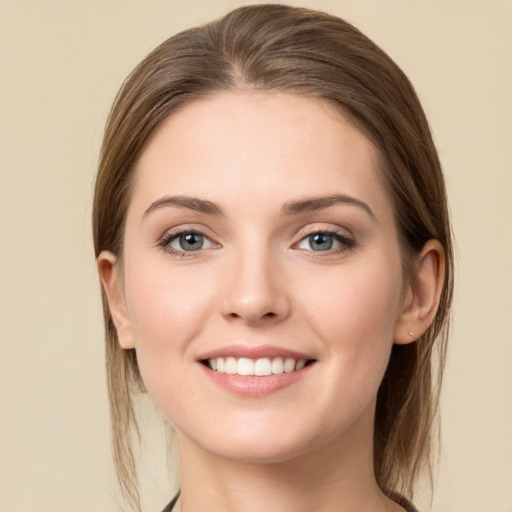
top-left (176, 415), bottom-right (336, 466)
top-left (209, 438), bottom-right (314, 465)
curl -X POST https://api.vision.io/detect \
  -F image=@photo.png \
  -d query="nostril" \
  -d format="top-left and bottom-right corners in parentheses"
top-left (227, 311), bottom-right (277, 320)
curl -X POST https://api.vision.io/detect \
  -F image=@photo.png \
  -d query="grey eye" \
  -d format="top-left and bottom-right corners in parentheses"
top-left (170, 232), bottom-right (209, 251)
top-left (307, 233), bottom-right (334, 251)
top-left (297, 231), bottom-right (351, 252)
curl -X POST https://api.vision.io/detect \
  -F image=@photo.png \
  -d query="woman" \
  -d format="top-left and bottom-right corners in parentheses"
top-left (93, 4), bottom-right (453, 512)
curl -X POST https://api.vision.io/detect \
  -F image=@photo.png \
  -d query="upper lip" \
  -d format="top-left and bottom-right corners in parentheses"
top-left (197, 344), bottom-right (315, 361)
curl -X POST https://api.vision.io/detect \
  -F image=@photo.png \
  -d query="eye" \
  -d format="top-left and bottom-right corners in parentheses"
top-left (297, 231), bottom-right (354, 252)
top-left (162, 231), bottom-right (215, 253)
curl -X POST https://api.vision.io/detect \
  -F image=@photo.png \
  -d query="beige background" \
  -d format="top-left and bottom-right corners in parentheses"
top-left (1, 1), bottom-right (511, 511)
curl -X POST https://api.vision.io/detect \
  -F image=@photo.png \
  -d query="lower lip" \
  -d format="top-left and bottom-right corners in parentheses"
top-left (199, 363), bottom-right (314, 397)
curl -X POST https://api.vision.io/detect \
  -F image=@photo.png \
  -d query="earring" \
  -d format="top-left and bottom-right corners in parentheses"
top-left (408, 331), bottom-right (413, 337)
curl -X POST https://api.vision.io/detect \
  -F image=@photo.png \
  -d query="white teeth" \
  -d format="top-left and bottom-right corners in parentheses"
top-left (271, 357), bottom-right (284, 374)
top-left (254, 358), bottom-right (272, 376)
top-left (237, 357), bottom-right (254, 376)
top-left (207, 356), bottom-right (309, 376)
top-left (225, 356), bottom-right (237, 374)
top-left (284, 358), bottom-right (296, 373)
top-left (295, 359), bottom-right (306, 370)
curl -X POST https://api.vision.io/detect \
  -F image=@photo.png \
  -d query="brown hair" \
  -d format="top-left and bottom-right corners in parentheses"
top-left (93, 4), bottom-right (453, 509)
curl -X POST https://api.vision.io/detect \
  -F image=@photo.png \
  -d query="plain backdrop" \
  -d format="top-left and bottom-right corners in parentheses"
top-left (1, 1), bottom-right (511, 511)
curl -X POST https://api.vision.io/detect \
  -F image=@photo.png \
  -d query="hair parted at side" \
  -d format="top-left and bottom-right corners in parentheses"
top-left (93, 4), bottom-right (453, 510)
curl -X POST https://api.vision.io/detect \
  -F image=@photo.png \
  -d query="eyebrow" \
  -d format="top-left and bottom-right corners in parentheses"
top-left (281, 194), bottom-right (376, 221)
top-left (142, 193), bottom-right (375, 221)
top-left (143, 195), bottom-right (224, 218)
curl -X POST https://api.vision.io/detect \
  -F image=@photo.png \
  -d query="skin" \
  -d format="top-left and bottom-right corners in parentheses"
top-left (98, 92), bottom-right (444, 512)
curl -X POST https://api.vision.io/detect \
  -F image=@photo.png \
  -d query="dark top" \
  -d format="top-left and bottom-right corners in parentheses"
top-left (161, 493), bottom-right (179, 512)
top-left (161, 491), bottom-right (420, 512)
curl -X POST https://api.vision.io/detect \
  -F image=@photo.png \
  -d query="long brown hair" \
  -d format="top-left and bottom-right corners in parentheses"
top-left (93, 4), bottom-right (453, 509)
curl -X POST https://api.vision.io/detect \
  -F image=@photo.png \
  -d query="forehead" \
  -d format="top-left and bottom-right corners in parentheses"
top-left (130, 92), bottom-right (390, 220)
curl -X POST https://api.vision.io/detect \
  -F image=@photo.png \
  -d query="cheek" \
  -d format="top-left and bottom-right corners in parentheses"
top-left (122, 258), bottom-right (217, 396)
top-left (294, 256), bottom-right (404, 438)
top-left (307, 259), bottom-right (401, 340)
top-left (302, 253), bottom-right (403, 393)
top-left (125, 258), bottom-right (212, 338)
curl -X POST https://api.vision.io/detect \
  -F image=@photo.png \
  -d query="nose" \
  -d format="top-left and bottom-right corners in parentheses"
top-left (220, 245), bottom-right (291, 325)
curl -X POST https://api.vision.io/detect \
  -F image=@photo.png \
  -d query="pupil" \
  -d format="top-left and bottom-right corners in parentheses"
top-left (181, 233), bottom-right (203, 251)
top-left (310, 233), bottom-right (333, 251)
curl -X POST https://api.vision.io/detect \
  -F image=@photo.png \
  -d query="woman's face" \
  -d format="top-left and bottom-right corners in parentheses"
top-left (104, 92), bottom-right (411, 463)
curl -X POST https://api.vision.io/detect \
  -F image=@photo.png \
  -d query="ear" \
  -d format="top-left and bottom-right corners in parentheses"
top-left (97, 251), bottom-right (135, 349)
top-left (394, 240), bottom-right (445, 345)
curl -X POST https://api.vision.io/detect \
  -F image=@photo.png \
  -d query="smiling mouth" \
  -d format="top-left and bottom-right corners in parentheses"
top-left (202, 356), bottom-right (315, 376)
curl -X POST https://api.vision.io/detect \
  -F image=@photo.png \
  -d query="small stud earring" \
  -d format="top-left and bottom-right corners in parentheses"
top-left (408, 331), bottom-right (413, 337)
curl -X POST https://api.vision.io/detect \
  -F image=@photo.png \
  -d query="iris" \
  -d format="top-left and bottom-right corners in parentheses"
top-left (308, 233), bottom-right (333, 251)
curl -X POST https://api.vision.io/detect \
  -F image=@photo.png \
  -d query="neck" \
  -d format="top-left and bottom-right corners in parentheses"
top-left (175, 411), bottom-right (404, 512)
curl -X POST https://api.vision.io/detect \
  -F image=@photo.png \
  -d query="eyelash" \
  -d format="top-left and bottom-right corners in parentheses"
top-left (158, 228), bottom-right (356, 258)
top-left (294, 228), bottom-right (356, 255)
top-left (158, 229), bottom-right (215, 258)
